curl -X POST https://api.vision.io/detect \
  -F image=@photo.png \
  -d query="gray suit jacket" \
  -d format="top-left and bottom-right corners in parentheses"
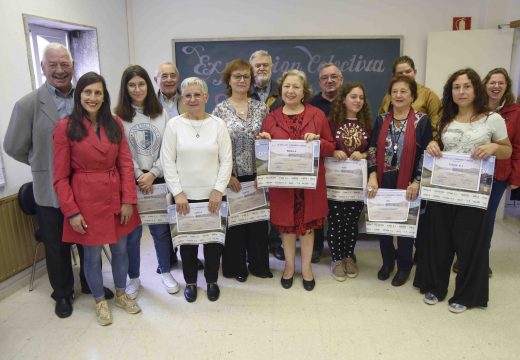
top-left (4, 84), bottom-right (63, 208)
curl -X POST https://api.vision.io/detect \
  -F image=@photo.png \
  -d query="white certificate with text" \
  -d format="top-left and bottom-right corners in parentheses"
top-left (367, 189), bottom-right (409, 222)
top-left (325, 158), bottom-right (366, 189)
top-left (431, 153), bottom-right (482, 191)
top-left (227, 181), bottom-right (267, 215)
top-left (176, 203), bottom-right (222, 233)
top-left (268, 140), bottom-right (314, 174)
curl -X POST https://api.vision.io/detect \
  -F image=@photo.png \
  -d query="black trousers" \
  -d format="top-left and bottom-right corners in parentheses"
top-left (379, 235), bottom-right (414, 271)
top-left (35, 205), bottom-right (75, 300)
top-left (180, 243), bottom-right (223, 284)
top-left (413, 202), bottom-right (489, 308)
top-left (327, 200), bottom-right (364, 262)
top-left (222, 220), bottom-right (270, 278)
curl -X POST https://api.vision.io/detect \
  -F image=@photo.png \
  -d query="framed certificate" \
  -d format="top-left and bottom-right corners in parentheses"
top-left (367, 189), bottom-right (409, 222)
top-left (325, 158), bottom-right (367, 201)
top-left (268, 140), bottom-right (314, 174)
top-left (227, 181), bottom-right (267, 215)
top-left (420, 152), bottom-right (495, 209)
top-left (431, 153), bottom-right (482, 191)
top-left (364, 189), bottom-right (420, 237)
top-left (167, 201), bottom-right (228, 247)
top-left (256, 139), bottom-right (320, 189)
top-left (136, 184), bottom-right (169, 224)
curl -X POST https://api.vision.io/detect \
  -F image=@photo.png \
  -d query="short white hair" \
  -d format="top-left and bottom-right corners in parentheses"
top-left (180, 77), bottom-right (208, 95)
top-left (154, 61), bottom-right (179, 80)
top-left (249, 50), bottom-right (272, 64)
top-left (42, 43), bottom-right (73, 64)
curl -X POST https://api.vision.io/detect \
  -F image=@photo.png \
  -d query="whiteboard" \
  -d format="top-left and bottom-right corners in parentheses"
top-left (425, 29), bottom-right (514, 97)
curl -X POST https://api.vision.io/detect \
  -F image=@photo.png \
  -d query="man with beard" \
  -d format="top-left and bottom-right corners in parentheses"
top-left (249, 50), bottom-right (282, 112)
top-left (4, 43), bottom-right (113, 318)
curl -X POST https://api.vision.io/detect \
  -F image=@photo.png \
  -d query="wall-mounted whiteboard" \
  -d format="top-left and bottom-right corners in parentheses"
top-left (425, 29), bottom-right (514, 98)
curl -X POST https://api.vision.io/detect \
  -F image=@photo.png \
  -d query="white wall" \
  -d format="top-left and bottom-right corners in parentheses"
top-left (0, 0), bottom-right (130, 197)
top-left (129, 0), bottom-right (520, 87)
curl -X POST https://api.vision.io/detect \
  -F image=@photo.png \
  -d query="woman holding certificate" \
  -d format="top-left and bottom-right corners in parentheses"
top-left (367, 76), bottom-right (432, 287)
top-left (482, 68), bottom-right (520, 274)
top-left (415, 68), bottom-right (511, 313)
top-left (258, 69), bottom-right (335, 291)
top-left (327, 82), bottom-right (372, 281)
top-left (114, 65), bottom-right (179, 298)
top-left (161, 77), bottom-right (233, 302)
top-left (53, 72), bottom-right (142, 326)
top-left (212, 59), bottom-right (273, 282)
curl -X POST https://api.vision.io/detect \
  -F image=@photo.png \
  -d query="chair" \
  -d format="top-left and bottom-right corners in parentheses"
top-left (18, 182), bottom-right (111, 292)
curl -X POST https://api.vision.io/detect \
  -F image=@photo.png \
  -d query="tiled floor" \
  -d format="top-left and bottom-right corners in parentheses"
top-left (0, 214), bottom-right (519, 360)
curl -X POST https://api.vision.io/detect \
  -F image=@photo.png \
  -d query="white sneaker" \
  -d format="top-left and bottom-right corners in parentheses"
top-left (125, 278), bottom-right (141, 300)
top-left (161, 272), bottom-right (180, 294)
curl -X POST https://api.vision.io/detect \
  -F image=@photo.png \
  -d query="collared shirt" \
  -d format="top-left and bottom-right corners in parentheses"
top-left (45, 82), bottom-right (74, 119)
top-left (254, 81), bottom-right (271, 103)
top-left (158, 91), bottom-right (180, 119)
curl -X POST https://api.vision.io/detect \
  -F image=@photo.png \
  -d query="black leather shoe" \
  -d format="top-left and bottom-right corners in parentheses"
top-left (391, 270), bottom-right (410, 287)
top-left (184, 284), bottom-right (197, 303)
top-left (273, 246), bottom-right (285, 261)
top-left (311, 250), bottom-right (321, 264)
top-left (280, 276), bottom-right (293, 289)
top-left (207, 283), bottom-right (220, 301)
top-left (235, 275), bottom-right (248, 283)
top-left (377, 264), bottom-right (395, 281)
top-left (55, 297), bottom-right (73, 318)
top-left (303, 278), bottom-right (316, 291)
top-left (250, 271), bottom-right (274, 279)
top-left (197, 259), bottom-right (204, 270)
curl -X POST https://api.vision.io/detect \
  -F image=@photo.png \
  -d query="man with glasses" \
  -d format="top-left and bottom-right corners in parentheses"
top-left (309, 63), bottom-right (344, 263)
top-left (4, 43), bottom-right (113, 318)
top-left (310, 63), bottom-right (344, 116)
top-left (248, 50), bottom-right (282, 112)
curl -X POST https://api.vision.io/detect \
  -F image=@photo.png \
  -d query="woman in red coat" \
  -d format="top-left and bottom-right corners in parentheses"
top-left (53, 72), bottom-right (141, 326)
top-left (259, 69), bottom-right (334, 291)
top-left (482, 68), bottom-right (520, 274)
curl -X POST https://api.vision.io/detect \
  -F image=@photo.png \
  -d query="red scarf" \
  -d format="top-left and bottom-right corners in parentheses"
top-left (376, 108), bottom-right (417, 189)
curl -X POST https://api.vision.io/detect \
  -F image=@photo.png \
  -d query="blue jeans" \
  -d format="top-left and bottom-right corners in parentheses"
top-left (83, 236), bottom-right (128, 301)
top-left (126, 225), bottom-right (142, 279)
top-left (149, 224), bottom-right (172, 274)
top-left (127, 224), bottom-right (173, 277)
top-left (486, 178), bottom-right (508, 248)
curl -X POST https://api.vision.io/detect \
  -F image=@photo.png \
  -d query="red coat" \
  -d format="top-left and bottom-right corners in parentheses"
top-left (495, 104), bottom-right (520, 186)
top-left (261, 104), bottom-right (335, 226)
top-left (53, 116), bottom-right (141, 245)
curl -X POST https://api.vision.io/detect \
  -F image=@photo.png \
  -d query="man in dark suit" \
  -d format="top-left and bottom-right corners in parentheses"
top-left (4, 43), bottom-right (111, 318)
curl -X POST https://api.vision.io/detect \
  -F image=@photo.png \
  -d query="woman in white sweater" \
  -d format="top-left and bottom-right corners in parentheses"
top-left (114, 65), bottom-right (179, 298)
top-left (161, 77), bottom-right (232, 302)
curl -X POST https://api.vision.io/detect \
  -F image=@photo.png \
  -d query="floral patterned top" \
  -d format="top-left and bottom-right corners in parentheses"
top-left (212, 98), bottom-right (267, 177)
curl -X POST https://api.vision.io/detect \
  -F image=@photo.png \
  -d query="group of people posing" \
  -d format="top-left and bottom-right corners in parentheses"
top-left (5, 43), bottom-right (519, 327)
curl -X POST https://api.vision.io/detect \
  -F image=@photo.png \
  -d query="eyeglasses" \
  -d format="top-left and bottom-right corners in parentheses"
top-left (487, 81), bottom-right (505, 87)
top-left (319, 74), bottom-right (342, 81)
top-left (231, 74), bottom-right (251, 81)
top-left (128, 82), bottom-right (147, 91)
top-left (183, 93), bottom-right (203, 100)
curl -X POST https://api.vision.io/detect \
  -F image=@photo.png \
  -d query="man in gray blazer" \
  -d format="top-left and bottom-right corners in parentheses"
top-left (4, 43), bottom-right (111, 318)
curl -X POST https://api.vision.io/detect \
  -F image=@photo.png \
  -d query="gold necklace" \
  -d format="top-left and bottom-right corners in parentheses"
top-left (188, 119), bottom-right (205, 138)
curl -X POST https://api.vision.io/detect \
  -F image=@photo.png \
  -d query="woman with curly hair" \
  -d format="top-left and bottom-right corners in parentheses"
top-left (327, 82), bottom-right (372, 281)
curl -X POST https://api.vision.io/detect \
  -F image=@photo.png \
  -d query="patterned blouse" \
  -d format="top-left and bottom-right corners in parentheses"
top-left (330, 119), bottom-right (370, 156)
top-left (212, 98), bottom-right (268, 177)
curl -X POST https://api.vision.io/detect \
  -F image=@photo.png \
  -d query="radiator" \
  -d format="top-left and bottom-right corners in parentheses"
top-left (0, 194), bottom-right (42, 282)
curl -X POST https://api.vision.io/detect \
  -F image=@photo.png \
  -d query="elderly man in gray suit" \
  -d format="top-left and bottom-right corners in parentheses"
top-left (4, 43), bottom-right (111, 318)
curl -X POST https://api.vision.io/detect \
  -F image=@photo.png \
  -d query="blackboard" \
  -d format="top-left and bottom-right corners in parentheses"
top-left (173, 37), bottom-right (402, 114)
